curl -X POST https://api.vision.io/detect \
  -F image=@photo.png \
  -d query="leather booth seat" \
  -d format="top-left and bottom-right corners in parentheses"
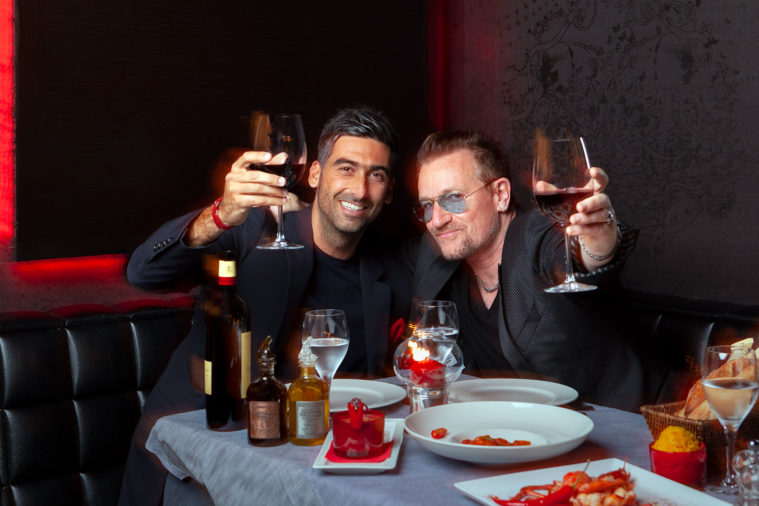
top-left (623, 291), bottom-right (759, 404)
top-left (1, 291), bottom-right (758, 505)
top-left (0, 298), bottom-right (193, 506)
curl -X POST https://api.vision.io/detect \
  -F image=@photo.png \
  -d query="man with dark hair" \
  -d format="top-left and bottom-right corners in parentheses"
top-left (119, 106), bottom-right (411, 505)
top-left (408, 129), bottom-right (664, 410)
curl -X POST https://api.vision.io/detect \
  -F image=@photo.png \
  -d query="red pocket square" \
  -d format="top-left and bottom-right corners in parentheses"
top-left (390, 317), bottom-right (406, 344)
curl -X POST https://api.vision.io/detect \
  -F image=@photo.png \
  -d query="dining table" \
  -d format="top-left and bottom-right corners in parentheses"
top-left (146, 377), bottom-right (734, 506)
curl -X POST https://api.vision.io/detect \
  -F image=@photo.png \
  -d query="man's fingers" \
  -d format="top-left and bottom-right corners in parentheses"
top-left (231, 151), bottom-right (273, 171)
top-left (589, 167), bottom-right (609, 192)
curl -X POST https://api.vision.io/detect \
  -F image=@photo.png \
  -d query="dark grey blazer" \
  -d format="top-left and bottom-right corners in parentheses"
top-left (409, 209), bottom-right (664, 411)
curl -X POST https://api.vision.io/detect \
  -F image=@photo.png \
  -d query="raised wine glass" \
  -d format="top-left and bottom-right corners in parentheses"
top-left (702, 344), bottom-right (759, 494)
top-left (302, 309), bottom-right (349, 394)
top-left (412, 300), bottom-right (459, 342)
top-left (248, 111), bottom-right (307, 250)
top-left (532, 128), bottom-right (596, 293)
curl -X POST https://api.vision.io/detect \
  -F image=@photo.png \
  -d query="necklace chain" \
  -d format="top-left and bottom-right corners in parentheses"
top-left (474, 272), bottom-right (500, 293)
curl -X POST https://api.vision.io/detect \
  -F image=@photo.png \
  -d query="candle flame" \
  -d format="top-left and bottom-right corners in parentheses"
top-left (409, 340), bottom-right (430, 362)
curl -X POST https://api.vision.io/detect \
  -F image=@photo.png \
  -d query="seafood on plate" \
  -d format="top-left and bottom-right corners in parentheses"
top-left (489, 465), bottom-right (643, 506)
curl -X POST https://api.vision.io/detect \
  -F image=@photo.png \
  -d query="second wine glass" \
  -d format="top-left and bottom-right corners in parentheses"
top-left (702, 344), bottom-right (759, 494)
top-left (412, 300), bottom-right (459, 342)
top-left (248, 111), bottom-right (307, 250)
top-left (302, 309), bottom-right (349, 393)
top-left (532, 128), bottom-right (596, 293)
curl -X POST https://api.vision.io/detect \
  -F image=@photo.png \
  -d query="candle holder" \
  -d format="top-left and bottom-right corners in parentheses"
top-left (393, 330), bottom-right (463, 413)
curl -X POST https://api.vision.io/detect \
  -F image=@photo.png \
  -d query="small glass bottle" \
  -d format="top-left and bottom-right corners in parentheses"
top-left (287, 338), bottom-right (329, 446)
top-left (246, 336), bottom-right (288, 446)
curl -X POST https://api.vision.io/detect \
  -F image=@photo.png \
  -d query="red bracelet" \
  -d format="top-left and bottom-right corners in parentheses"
top-left (212, 197), bottom-right (233, 231)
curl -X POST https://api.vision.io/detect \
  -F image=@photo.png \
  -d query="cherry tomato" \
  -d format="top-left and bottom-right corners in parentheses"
top-left (431, 427), bottom-right (447, 439)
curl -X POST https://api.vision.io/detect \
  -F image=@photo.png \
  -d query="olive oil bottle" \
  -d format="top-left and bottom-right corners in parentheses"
top-left (287, 338), bottom-right (329, 445)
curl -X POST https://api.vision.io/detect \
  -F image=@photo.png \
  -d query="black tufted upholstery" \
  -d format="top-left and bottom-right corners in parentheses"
top-left (0, 299), bottom-right (193, 506)
top-left (624, 291), bottom-right (759, 404)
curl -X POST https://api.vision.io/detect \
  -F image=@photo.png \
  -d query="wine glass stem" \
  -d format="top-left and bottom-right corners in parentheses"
top-left (274, 205), bottom-right (286, 244)
top-left (724, 426), bottom-right (738, 485)
top-left (563, 229), bottom-right (577, 284)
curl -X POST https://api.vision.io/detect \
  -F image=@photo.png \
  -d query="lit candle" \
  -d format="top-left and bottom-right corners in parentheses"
top-left (407, 341), bottom-right (445, 388)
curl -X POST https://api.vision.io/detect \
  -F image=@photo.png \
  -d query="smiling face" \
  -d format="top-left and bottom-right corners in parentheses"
top-left (417, 149), bottom-right (503, 261)
top-left (309, 135), bottom-right (393, 256)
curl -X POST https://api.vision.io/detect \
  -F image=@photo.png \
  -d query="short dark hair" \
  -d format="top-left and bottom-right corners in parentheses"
top-left (416, 130), bottom-right (510, 183)
top-left (317, 106), bottom-right (398, 171)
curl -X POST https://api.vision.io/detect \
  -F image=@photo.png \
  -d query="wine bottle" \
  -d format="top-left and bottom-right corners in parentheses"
top-left (287, 338), bottom-right (329, 445)
top-left (246, 336), bottom-right (288, 446)
top-left (204, 251), bottom-right (251, 431)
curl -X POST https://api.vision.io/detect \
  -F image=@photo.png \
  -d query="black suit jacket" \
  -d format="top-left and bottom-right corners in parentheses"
top-left (128, 205), bottom-right (411, 403)
top-left (119, 205), bottom-right (411, 506)
top-left (409, 209), bottom-right (664, 410)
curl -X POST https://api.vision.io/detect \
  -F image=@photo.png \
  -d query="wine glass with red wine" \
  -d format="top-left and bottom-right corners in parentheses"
top-left (249, 111), bottom-right (307, 250)
top-left (532, 129), bottom-right (597, 293)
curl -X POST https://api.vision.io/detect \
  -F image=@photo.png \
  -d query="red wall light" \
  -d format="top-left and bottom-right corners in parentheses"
top-left (0, 0), bottom-right (13, 259)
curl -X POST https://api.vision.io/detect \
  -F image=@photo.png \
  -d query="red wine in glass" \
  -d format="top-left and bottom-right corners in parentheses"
top-left (534, 188), bottom-right (594, 226)
top-left (251, 163), bottom-right (305, 190)
top-left (532, 130), bottom-right (596, 293)
top-left (247, 112), bottom-right (307, 250)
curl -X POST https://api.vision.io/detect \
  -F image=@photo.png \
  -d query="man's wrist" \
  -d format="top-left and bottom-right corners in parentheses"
top-left (212, 197), bottom-right (233, 231)
top-left (577, 225), bottom-right (621, 262)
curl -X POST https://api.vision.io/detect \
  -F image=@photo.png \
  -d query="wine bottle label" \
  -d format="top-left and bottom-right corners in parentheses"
top-left (248, 401), bottom-right (280, 439)
top-left (240, 331), bottom-right (251, 398)
top-left (295, 400), bottom-right (325, 439)
top-left (218, 260), bottom-right (236, 285)
top-left (204, 360), bottom-right (212, 395)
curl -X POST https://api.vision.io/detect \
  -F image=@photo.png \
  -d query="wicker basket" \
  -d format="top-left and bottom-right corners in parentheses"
top-left (641, 401), bottom-right (759, 478)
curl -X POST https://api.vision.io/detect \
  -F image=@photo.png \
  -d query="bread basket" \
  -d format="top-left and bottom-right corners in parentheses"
top-left (641, 401), bottom-right (759, 477)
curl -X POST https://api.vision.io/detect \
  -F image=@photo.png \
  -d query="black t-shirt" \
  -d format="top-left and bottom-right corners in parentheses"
top-left (301, 246), bottom-right (367, 376)
top-left (449, 266), bottom-right (513, 376)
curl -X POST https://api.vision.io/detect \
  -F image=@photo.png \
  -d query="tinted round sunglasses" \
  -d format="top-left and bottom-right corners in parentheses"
top-left (412, 180), bottom-right (494, 223)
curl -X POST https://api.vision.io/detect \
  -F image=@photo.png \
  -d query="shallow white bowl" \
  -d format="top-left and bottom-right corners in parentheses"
top-left (404, 401), bottom-right (593, 464)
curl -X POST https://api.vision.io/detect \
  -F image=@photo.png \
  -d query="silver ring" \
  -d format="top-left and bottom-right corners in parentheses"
top-left (605, 209), bottom-right (616, 224)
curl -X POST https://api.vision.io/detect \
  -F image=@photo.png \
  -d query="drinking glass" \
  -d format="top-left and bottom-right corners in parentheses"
top-left (412, 300), bottom-right (459, 341)
top-left (702, 344), bottom-right (759, 494)
top-left (532, 129), bottom-right (596, 292)
top-left (393, 329), bottom-right (464, 413)
top-left (302, 309), bottom-right (349, 391)
top-left (248, 111), bottom-right (307, 250)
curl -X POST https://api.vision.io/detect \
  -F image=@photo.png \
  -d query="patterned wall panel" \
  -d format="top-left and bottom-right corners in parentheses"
top-left (437, 0), bottom-right (759, 303)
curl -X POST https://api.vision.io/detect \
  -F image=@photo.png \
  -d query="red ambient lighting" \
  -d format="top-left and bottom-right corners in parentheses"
top-left (0, 0), bottom-right (13, 258)
top-left (427, 0), bottom-right (449, 130)
top-left (11, 254), bottom-right (128, 283)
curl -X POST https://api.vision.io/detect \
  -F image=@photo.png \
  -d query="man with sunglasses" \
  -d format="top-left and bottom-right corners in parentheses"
top-left (407, 130), bottom-right (664, 410)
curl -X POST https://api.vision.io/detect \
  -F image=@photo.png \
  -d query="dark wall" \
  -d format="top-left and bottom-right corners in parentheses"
top-left (432, 1), bottom-right (759, 304)
top-left (15, 1), bottom-right (430, 261)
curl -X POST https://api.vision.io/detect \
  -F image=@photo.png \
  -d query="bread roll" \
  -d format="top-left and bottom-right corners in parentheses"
top-left (679, 340), bottom-right (757, 420)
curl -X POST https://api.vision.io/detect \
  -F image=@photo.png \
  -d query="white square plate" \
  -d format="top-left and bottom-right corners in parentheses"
top-left (454, 458), bottom-right (729, 505)
top-left (312, 418), bottom-right (404, 474)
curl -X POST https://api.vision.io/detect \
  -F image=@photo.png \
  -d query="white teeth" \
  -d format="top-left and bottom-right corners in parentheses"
top-left (341, 201), bottom-right (363, 211)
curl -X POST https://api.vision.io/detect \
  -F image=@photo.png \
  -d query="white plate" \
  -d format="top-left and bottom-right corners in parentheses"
top-left (404, 401), bottom-right (593, 464)
top-left (450, 378), bottom-right (578, 405)
top-left (329, 379), bottom-right (406, 412)
top-left (454, 458), bottom-right (730, 505)
top-left (312, 418), bottom-right (404, 474)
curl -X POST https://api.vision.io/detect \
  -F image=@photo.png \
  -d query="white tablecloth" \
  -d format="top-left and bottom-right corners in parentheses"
top-left (146, 384), bottom-right (731, 506)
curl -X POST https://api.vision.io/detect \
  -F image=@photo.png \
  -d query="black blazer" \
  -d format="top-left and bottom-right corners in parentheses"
top-left (120, 206), bottom-right (412, 506)
top-left (127, 205), bottom-right (412, 413)
top-left (408, 209), bottom-right (664, 410)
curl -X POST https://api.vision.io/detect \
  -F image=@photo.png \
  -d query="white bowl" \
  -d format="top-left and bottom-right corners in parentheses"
top-left (404, 401), bottom-right (593, 464)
